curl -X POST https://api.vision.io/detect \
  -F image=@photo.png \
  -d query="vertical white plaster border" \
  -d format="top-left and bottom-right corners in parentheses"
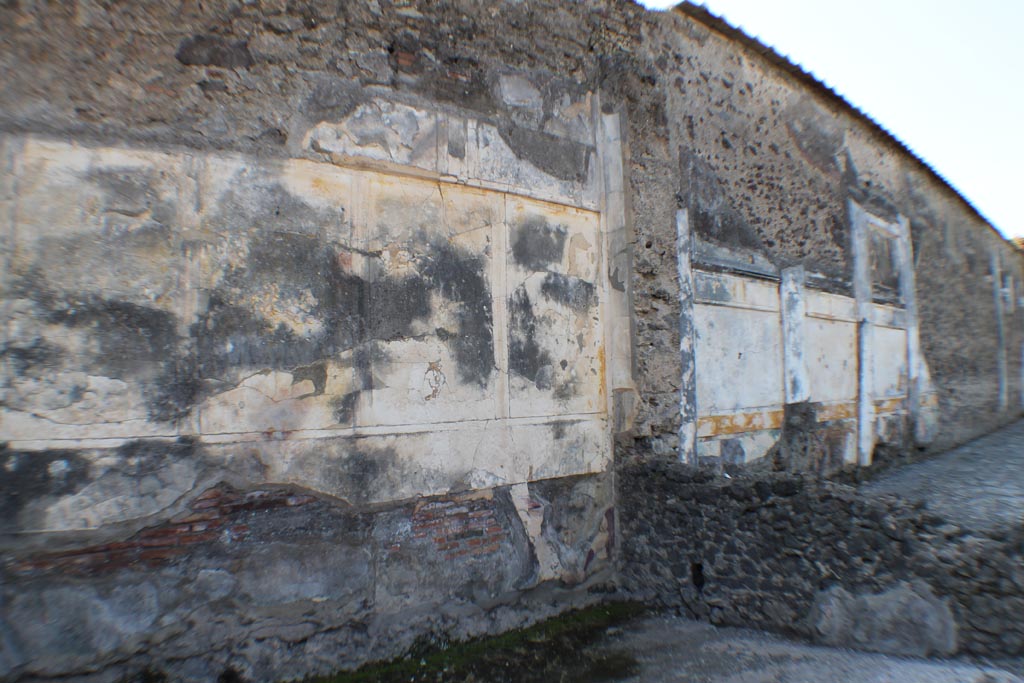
top-left (492, 192), bottom-right (511, 420)
top-left (781, 265), bottom-right (809, 404)
top-left (178, 152), bottom-right (205, 438)
top-left (895, 215), bottom-right (929, 443)
top-left (850, 200), bottom-right (876, 466)
top-left (0, 135), bottom-right (22, 368)
top-left (676, 208), bottom-right (698, 464)
top-left (991, 250), bottom-right (1009, 411)
top-left (597, 105), bottom-right (638, 437)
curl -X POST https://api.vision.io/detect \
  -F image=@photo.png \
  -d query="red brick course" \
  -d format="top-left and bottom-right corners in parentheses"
top-left (7, 485), bottom-right (315, 577)
top-left (407, 495), bottom-right (508, 560)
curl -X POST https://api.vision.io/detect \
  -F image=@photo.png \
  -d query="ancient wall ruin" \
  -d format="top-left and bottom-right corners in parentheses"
top-left (0, 1), bottom-right (1021, 680)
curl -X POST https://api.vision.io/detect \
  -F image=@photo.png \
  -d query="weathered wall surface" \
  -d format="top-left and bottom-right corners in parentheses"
top-left (659, 7), bottom-right (1024, 458)
top-left (1, 0), bottom-right (1022, 679)
top-left (0, 2), bottom-right (645, 679)
top-left (1, 474), bottom-right (614, 681)
top-left (1, 137), bottom-right (614, 510)
top-left (619, 460), bottom-right (1024, 658)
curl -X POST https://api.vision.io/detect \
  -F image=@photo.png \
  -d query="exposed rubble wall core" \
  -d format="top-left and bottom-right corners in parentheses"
top-left (619, 459), bottom-right (1024, 658)
top-left (0, 0), bottom-right (1022, 680)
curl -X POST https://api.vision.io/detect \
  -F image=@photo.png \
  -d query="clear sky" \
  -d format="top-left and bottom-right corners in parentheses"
top-left (639, 0), bottom-right (1024, 239)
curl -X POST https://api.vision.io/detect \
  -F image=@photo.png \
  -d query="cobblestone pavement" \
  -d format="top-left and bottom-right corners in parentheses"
top-left (596, 616), bottom-right (1023, 683)
top-left (862, 419), bottom-right (1024, 532)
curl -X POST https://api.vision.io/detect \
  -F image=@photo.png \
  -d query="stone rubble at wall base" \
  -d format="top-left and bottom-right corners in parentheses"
top-left (618, 456), bottom-right (1024, 658)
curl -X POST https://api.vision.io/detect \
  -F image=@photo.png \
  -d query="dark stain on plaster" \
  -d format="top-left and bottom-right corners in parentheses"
top-left (367, 276), bottom-right (433, 342)
top-left (112, 437), bottom-right (199, 474)
top-left (195, 228), bottom-right (493, 404)
top-left (447, 122), bottom-right (467, 159)
top-left (330, 391), bottom-right (359, 425)
top-left (176, 35), bottom-right (254, 69)
top-left (7, 274), bottom-right (197, 423)
top-left (551, 421), bottom-right (570, 440)
top-left (512, 216), bottom-right (567, 271)
top-left (44, 295), bottom-right (181, 378)
top-left (509, 287), bottom-right (553, 389)
top-left (553, 379), bottom-right (579, 401)
top-left (417, 241), bottom-right (495, 387)
top-left (332, 445), bottom-right (399, 505)
top-left (540, 273), bottom-right (596, 313)
top-left (694, 273), bottom-right (732, 304)
top-left (0, 337), bottom-right (63, 377)
top-left (195, 231), bottom-right (368, 377)
top-left (0, 446), bottom-right (91, 531)
top-left (87, 169), bottom-right (177, 224)
top-left (499, 125), bottom-right (591, 184)
top-left (212, 180), bottom-right (348, 242)
top-left (720, 439), bottom-right (746, 465)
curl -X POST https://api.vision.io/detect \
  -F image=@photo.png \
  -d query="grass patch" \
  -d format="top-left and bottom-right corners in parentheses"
top-left (304, 602), bottom-right (646, 683)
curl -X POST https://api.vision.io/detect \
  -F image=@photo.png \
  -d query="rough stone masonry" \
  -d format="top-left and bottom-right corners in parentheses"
top-left (0, 0), bottom-right (1021, 680)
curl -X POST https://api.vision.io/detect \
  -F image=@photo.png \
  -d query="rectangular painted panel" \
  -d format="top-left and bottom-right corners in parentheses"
top-left (873, 325), bottom-right (908, 399)
top-left (694, 303), bottom-right (784, 414)
top-left (357, 174), bottom-right (504, 427)
top-left (0, 136), bottom-right (614, 520)
top-left (2, 140), bottom-right (189, 442)
top-left (806, 290), bottom-right (857, 323)
top-left (505, 195), bottom-right (604, 419)
top-left (694, 270), bottom-right (780, 311)
top-left (805, 317), bottom-right (858, 404)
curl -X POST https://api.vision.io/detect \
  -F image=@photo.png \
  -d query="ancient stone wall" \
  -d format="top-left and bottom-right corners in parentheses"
top-left (0, 2), bottom-right (644, 679)
top-left (619, 459), bottom-right (1024, 657)
top-left (658, 6), bottom-right (1024, 459)
top-left (1, 0), bottom-right (1022, 679)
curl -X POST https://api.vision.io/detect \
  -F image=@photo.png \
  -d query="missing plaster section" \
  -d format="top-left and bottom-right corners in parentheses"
top-left (498, 125), bottom-right (591, 184)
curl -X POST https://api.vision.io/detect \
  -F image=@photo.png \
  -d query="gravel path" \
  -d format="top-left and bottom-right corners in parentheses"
top-left (595, 616), bottom-right (1022, 683)
top-left (861, 419), bottom-right (1024, 532)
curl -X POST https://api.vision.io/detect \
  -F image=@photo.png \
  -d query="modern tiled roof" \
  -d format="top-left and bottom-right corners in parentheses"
top-left (671, 1), bottom-right (1007, 242)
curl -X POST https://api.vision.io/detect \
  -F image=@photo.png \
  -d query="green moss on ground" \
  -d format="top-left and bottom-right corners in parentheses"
top-left (304, 602), bottom-right (646, 683)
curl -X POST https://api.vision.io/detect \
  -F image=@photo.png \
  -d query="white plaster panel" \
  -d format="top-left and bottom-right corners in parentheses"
top-left (806, 290), bottom-right (857, 323)
top-left (694, 303), bottom-right (783, 414)
top-left (194, 155), bottom-right (360, 436)
top-left (1, 136), bottom-right (617, 514)
top-left (694, 270), bottom-right (779, 311)
top-left (873, 325), bottom-right (908, 399)
top-left (505, 195), bottom-right (604, 418)
top-left (805, 317), bottom-right (858, 404)
top-left (872, 303), bottom-right (907, 329)
top-left (358, 174), bottom-right (503, 426)
top-left (1, 140), bottom-right (189, 442)
top-left (228, 417), bottom-right (610, 505)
